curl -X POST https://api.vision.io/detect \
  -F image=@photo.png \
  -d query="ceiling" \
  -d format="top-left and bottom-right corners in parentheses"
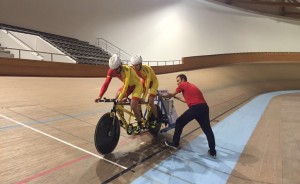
top-left (210, 0), bottom-right (300, 20)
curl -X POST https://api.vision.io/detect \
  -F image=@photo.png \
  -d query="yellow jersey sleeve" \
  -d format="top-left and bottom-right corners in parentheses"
top-left (142, 65), bottom-right (158, 99)
top-left (118, 66), bottom-right (131, 100)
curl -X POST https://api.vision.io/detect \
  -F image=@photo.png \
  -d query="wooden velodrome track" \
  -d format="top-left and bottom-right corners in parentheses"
top-left (0, 61), bottom-right (300, 183)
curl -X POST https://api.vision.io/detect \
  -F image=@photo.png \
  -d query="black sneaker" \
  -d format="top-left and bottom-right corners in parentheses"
top-left (208, 150), bottom-right (217, 159)
top-left (165, 140), bottom-right (178, 149)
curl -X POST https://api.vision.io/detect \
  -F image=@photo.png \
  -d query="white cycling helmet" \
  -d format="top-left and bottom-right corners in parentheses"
top-left (109, 54), bottom-right (122, 69)
top-left (130, 54), bottom-right (143, 65)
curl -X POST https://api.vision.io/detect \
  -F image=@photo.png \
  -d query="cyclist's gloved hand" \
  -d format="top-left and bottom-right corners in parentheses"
top-left (95, 96), bottom-right (102, 103)
top-left (120, 98), bottom-right (128, 102)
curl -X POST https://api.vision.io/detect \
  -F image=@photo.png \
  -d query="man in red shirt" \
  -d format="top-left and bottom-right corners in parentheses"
top-left (162, 74), bottom-right (216, 158)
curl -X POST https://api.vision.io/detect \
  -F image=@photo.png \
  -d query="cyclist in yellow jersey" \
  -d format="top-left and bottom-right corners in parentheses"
top-left (130, 54), bottom-right (159, 125)
top-left (95, 54), bottom-right (144, 132)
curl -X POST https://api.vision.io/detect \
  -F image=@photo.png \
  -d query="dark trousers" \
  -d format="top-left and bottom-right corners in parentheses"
top-left (173, 103), bottom-right (216, 152)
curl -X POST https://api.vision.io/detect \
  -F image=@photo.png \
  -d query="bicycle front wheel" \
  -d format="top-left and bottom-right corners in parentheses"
top-left (94, 113), bottom-right (120, 155)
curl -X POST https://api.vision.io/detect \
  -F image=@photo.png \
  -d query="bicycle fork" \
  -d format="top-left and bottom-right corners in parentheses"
top-left (108, 110), bottom-right (117, 137)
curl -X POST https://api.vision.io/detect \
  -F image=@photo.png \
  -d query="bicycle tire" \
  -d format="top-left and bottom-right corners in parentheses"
top-left (149, 105), bottom-right (162, 136)
top-left (94, 113), bottom-right (120, 155)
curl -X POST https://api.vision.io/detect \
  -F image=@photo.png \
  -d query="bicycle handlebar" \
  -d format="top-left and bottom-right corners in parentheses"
top-left (97, 98), bottom-right (116, 103)
top-left (96, 98), bottom-right (131, 104)
top-left (95, 98), bottom-right (148, 105)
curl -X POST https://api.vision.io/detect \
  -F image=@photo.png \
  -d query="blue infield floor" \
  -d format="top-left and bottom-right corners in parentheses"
top-left (132, 90), bottom-right (300, 184)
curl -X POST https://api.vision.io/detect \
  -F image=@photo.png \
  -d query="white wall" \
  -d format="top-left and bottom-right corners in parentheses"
top-left (0, 30), bottom-right (41, 60)
top-left (1, 0), bottom-right (300, 61)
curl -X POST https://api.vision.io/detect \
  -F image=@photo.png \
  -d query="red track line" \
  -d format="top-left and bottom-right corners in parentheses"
top-left (15, 133), bottom-right (148, 183)
top-left (15, 155), bottom-right (92, 184)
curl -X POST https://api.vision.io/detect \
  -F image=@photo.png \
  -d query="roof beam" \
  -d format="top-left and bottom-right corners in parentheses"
top-left (229, 0), bottom-right (300, 7)
top-left (285, 12), bottom-right (300, 16)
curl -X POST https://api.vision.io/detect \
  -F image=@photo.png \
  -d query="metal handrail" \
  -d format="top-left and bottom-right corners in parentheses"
top-left (121, 60), bottom-right (182, 66)
top-left (143, 60), bottom-right (182, 66)
top-left (96, 38), bottom-right (182, 66)
top-left (4, 47), bottom-right (69, 62)
top-left (96, 38), bottom-right (131, 61)
top-left (73, 55), bottom-right (108, 61)
top-left (96, 38), bottom-right (131, 58)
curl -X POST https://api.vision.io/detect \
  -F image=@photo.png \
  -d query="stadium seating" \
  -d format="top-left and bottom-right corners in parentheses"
top-left (0, 23), bottom-right (111, 65)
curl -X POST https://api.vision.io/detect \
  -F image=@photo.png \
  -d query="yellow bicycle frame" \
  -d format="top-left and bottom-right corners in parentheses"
top-left (112, 103), bottom-right (152, 129)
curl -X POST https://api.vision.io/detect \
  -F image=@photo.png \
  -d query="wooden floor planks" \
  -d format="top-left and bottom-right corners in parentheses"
top-left (0, 63), bottom-right (299, 183)
top-left (227, 94), bottom-right (300, 184)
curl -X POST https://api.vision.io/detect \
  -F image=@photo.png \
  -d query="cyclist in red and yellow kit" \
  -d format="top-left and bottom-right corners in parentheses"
top-left (130, 54), bottom-right (159, 126)
top-left (95, 54), bottom-right (144, 132)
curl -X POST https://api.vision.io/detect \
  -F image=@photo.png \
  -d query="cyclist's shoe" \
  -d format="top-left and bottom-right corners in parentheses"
top-left (208, 149), bottom-right (217, 159)
top-left (145, 121), bottom-right (150, 129)
top-left (151, 121), bottom-right (157, 129)
top-left (134, 122), bottom-right (142, 134)
top-left (165, 140), bottom-right (178, 149)
top-left (150, 118), bottom-right (159, 129)
top-left (134, 125), bottom-right (141, 134)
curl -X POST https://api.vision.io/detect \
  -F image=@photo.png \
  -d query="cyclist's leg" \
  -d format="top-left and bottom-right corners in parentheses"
top-left (148, 95), bottom-right (157, 117)
top-left (120, 86), bottom-right (140, 118)
top-left (116, 86), bottom-right (129, 118)
top-left (131, 85), bottom-right (143, 123)
top-left (148, 81), bottom-right (158, 118)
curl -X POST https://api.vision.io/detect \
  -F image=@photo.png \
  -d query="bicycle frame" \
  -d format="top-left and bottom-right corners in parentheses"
top-left (110, 101), bottom-right (153, 130)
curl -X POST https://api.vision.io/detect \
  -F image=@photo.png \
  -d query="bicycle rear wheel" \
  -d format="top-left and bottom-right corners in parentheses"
top-left (94, 113), bottom-right (120, 155)
top-left (149, 105), bottom-right (162, 136)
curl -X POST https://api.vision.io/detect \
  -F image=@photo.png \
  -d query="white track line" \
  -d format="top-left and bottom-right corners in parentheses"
top-left (0, 113), bottom-right (127, 170)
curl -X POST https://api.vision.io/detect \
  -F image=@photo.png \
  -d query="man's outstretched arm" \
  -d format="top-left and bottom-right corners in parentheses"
top-left (162, 91), bottom-right (177, 98)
